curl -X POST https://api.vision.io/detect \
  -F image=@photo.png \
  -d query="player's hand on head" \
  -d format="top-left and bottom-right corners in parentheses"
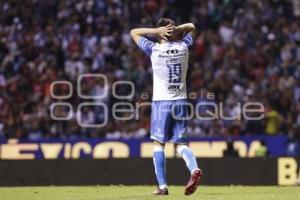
top-left (157, 24), bottom-right (175, 41)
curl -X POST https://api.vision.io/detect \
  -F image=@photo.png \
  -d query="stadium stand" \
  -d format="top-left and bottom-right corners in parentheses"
top-left (0, 0), bottom-right (299, 146)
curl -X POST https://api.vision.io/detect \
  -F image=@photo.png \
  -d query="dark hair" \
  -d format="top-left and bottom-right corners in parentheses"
top-left (156, 18), bottom-right (175, 27)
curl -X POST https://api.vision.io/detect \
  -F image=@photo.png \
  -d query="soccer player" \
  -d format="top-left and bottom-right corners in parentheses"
top-left (130, 18), bottom-right (203, 195)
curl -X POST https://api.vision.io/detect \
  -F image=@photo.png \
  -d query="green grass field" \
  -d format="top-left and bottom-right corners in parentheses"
top-left (0, 186), bottom-right (299, 200)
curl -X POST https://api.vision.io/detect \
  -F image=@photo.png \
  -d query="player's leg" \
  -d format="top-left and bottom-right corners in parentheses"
top-left (170, 99), bottom-right (199, 173)
top-left (177, 143), bottom-right (203, 195)
top-left (150, 100), bottom-right (171, 195)
top-left (152, 140), bottom-right (168, 195)
top-left (176, 144), bottom-right (200, 175)
top-left (170, 99), bottom-right (203, 195)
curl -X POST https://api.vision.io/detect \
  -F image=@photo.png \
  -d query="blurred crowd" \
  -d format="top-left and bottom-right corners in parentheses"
top-left (0, 0), bottom-right (300, 151)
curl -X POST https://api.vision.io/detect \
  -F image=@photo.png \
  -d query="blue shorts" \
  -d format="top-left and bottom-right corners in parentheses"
top-left (150, 99), bottom-right (188, 144)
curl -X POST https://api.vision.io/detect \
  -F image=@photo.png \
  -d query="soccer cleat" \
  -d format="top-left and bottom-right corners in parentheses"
top-left (152, 187), bottom-right (169, 195)
top-left (184, 169), bottom-right (203, 195)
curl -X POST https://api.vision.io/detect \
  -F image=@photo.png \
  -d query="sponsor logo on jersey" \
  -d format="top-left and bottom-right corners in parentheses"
top-left (166, 49), bottom-right (179, 54)
top-left (168, 85), bottom-right (180, 93)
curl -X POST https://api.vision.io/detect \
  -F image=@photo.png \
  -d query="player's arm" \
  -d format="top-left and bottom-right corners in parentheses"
top-left (130, 25), bottom-right (174, 45)
top-left (173, 23), bottom-right (196, 47)
top-left (174, 23), bottom-right (196, 38)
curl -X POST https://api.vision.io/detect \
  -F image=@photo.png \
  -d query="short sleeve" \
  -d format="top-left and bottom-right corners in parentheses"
top-left (138, 37), bottom-right (155, 56)
top-left (182, 33), bottom-right (193, 47)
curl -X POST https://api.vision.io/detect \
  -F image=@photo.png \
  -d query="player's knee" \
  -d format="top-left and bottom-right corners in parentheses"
top-left (176, 144), bottom-right (189, 154)
top-left (153, 140), bottom-right (165, 147)
top-left (153, 141), bottom-right (165, 153)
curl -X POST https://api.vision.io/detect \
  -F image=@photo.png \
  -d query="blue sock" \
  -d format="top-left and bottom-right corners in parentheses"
top-left (177, 145), bottom-right (199, 174)
top-left (153, 146), bottom-right (167, 189)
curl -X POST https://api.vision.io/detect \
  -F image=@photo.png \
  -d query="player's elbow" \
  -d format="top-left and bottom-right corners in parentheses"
top-left (130, 29), bottom-right (137, 38)
top-left (130, 29), bottom-right (140, 44)
top-left (188, 23), bottom-right (195, 31)
top-left (187, 23), bottom-right (196, 36)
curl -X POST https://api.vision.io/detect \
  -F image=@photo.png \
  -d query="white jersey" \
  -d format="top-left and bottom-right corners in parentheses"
top-left (138, 34), bottom-right (193, 101)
